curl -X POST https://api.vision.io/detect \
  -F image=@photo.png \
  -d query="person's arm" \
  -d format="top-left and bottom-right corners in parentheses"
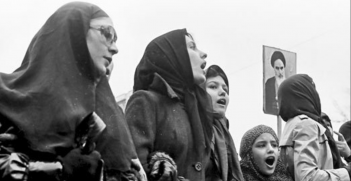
top-left (126, 91), bottom-right (179, 181)
top-left (292, 120), bottom-right (350, 181)
top-left (125, 91), bottom-right (157, 174)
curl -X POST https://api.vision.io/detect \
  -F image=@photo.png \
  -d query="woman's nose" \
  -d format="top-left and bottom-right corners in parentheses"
top-left (218, 88), bottom-right (226, 96)
top-left (109, 43), bottom-right (119, 55)
top-left (201, 51), bottom-right (207, 59)
top-left (267, 144), bottom-right (275, 153)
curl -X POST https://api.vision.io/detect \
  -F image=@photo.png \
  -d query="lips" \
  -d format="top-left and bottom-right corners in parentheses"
top-left (200, 62), bottom-right (206, 69)
top-left (265, 156), bottom-right (275, 166)
top-left (217, 98), bottom-right (226, 106)
top-left (103, 56), bottom-right (112, 63)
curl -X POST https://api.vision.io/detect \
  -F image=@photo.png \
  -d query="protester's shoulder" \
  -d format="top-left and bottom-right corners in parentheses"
top-left (297, 115), bottom-right (317, 126)
top-left (290, 115), bottom-right (325, 136)
top-left (129, 89), bottom-right (168, 106)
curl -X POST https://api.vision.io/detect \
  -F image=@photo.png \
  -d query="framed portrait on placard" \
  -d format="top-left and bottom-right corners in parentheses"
top-left (263, 45), bottom-right (296, 115)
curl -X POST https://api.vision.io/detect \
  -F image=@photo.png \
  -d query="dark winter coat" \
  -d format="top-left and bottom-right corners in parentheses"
top-left (126, 73), bottom-right (210, 181)
top-left (0, 2), bottom-right (136, 173)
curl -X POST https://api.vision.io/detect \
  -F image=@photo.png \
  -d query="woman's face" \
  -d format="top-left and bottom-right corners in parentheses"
top-left (206, 75), bottom-right (229, 117)
top-left (86, 17), bottom-right (118, 76)
top-left (252, 133), bottom-right (279, 176)
top-left (185, 35), bottom-right (207, 85)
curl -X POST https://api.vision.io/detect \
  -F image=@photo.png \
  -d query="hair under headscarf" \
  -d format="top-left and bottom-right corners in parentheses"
top-left (321, 112), bottom-right (333, 128)
top-left (0, 2), bottom-right (136, 172)
top-left (239, 125), bottom-right (293, 181)
top-left (133, 28), bottom-right (213, 164)
top-left (278, 74), bottom-right (343, 169)
top-left (205, 65), bottom-right (229, 94)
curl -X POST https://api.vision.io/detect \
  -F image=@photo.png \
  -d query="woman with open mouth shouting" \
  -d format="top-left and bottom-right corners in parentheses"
top-left (204, 65), bottom-right (244, 181)
top-left (126, 29), bottom-right (212, 181)
top-left (239, 125), bottom-right (293, 181)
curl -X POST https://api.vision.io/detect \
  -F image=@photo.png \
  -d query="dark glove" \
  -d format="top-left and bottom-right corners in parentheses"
top-left (58, 148), bottom-right (102, 181)
top-left (0, 152), bottom-right (29, 181)
top-left (148, 152), bottom-right (178, 181)
top-left (105, 169), bottom-right (141, 181)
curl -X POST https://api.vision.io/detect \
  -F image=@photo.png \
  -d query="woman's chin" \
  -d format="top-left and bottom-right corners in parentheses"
top-left (214, 110), bottom-right (226, 118)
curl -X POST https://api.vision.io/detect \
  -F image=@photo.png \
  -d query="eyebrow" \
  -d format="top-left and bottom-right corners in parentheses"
top-left (207, 81), bottom-right (228, 88)
top-left (255, 140), bottom-right (277, 144)
top-left (188, 41), bottom-right (196, 46)
top-left (207, 81), bottom-right (218, 84)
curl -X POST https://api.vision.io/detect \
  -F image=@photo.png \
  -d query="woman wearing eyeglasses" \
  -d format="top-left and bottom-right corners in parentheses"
top-left (125, 29), bottom-right (212, 181)
top-left (0, 2), bottom-right (142, 181)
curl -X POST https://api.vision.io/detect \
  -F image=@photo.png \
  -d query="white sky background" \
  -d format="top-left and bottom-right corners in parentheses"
top-left (0, 0), bottom-right (350, 149)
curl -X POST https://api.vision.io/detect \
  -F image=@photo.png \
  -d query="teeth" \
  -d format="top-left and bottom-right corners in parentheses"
top-left (217, 99), bottom-right (226, 105)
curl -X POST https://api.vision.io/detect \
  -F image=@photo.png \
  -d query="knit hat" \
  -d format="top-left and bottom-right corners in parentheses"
top-left (239, 125), bottom-right (279, 159)
top-left (239, 125), bottom-right (293, 181)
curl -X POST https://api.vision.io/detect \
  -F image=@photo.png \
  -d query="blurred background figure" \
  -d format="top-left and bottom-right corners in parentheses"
top-left (339, 121), bottom-right (351, 163)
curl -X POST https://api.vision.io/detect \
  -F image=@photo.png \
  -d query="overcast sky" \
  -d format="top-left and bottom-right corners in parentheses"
top-left (0, 0), bottom-right (349, 148)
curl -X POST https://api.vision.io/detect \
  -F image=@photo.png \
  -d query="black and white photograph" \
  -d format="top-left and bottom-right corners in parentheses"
top-left (0, 1), bottom-right (349, 180)
top-left (263, 46), bottom-right (297, 115)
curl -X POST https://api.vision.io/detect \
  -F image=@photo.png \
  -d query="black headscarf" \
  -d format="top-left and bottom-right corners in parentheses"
top-left (133, 29), bottom-right (213, 164)
top-left (0, 2), bottom-right (136, 172)
top-left (278, 74), bottom-right (343, 169)
top-left (205, 65), bottom-right (244, 181)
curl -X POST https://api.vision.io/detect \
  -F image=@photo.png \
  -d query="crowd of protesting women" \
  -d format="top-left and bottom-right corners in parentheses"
top-left (0, 2), bottom-right (350, 181)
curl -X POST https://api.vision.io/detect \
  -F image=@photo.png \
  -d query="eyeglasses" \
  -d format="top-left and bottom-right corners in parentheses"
top-left (90, 26), bottom-right (117, 46)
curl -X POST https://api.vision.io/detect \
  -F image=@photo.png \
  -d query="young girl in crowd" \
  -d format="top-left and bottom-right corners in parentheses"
top-left (0, 2), bottom-right (142, 180)
top-left (204, 65), bottom-right (244, 181)
top-left (239, 125), bottom-right (293, 181)
top-left (278, 74), bottom-right (351, 181)
top-left (125, 29), bottom-right (212, 181)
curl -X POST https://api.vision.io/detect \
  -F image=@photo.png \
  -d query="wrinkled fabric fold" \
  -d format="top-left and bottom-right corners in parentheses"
top-left (278, 74), bottom-right (343, 169)
top-left (212, 117), bottom-right (244, 181)
top-left (133, 29), bottom-right (213, 166)
top-left (0, 1), bottom-right (136, 172)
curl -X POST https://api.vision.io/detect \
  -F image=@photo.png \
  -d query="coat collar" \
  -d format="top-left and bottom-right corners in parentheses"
top-left (149, 73), bottom-right (180, 100)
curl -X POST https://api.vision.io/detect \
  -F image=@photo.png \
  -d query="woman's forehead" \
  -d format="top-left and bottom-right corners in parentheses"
top-left (206, 76), bottom-right (226, 85)
top-left (254, 133), bottom-right (276, 143)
